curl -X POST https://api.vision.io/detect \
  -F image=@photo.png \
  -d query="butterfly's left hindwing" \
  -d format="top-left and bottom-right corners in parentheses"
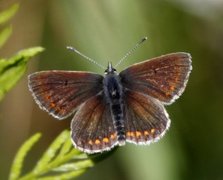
top-left (28, 71), bottom-right (103, 120)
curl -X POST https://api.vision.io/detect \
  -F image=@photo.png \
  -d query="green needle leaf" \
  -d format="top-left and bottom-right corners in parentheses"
top-left (9, 133), bottom-right (42, 180)
top-left (33, 130), bottom-right (70, 173)
top-left (37, 169), bottom-right (86, 180)
top-left (0, 26), bottom-right (12, 48)
top-left (0, 47), bottom-right (44, 101)
top-left (52, 160), bottom-right (94, 172)
top-left (0, 3), bottom-right (19, 24)
top-left (9, 130), bottom-right (115, 180)
top-left (57, 135), bottom-right (73, 157)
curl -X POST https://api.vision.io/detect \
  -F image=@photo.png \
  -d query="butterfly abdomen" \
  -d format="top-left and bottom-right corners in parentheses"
top-left (111, 103), bottom-right (125, 144)
top-left (103, 73), bottom-right (126, 145)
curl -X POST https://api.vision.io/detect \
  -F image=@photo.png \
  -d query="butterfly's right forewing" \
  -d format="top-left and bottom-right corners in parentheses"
top-left (28, 71), bottom-right (103, 119)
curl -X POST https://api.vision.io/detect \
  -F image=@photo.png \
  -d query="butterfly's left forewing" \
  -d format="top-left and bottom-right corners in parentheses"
top-left (28, 71), bottom-right (103, 119)
top-left (120, 52), bottom-right (192, 104)
top-left (123, 90), bottom-right (170, 144)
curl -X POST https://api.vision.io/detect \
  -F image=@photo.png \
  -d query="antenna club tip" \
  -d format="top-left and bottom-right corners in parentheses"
top-left (142, 37), bottom-right (148, 42)
top-left (67, 46), bottom-right (74, 50)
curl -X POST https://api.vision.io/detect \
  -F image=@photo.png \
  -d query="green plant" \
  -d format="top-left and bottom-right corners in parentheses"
top-left (0, 47), bottom-right (44, 101)
top-left (0, 3), bottom-right (19, 48)
top-left (0, 4), bottom-right (44, 101)
top-left (9, 130), bottom-right (91, 180)
top-left (1, 4), bottom-right (114, 179)
top-left (9, 130), bottom-right (116, 180)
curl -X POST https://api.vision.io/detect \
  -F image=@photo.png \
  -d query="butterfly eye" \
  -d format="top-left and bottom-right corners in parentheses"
top-left (104, 68), bottom-right (116, 74)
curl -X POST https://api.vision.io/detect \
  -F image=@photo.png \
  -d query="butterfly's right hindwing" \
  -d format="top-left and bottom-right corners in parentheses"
top-left (71, 94), bottom-right (118, 153)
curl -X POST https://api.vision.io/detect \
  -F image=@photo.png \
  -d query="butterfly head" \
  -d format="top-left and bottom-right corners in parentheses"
top-left (105, 62), bottom-right (117, 74)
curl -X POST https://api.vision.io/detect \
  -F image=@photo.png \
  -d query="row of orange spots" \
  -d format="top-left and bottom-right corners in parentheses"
top-left (167, 76), bottom-right (180, 95)
top-left (50, 102), bottom-right (63, 113)
top-left (44, 95), bottom-right (57, 108)
top-left (126, 129), bottom-right (156, 138)
top-left (126, 131), bottom-right (135, 137)
top-left (166, 86), bottom-right (175, 96)
top-left (164, 75), bottom-right (179, 96)
top-left (87, 133), bottom-right (117, 145)
top-left (44, 94), bottom-right (65, 114)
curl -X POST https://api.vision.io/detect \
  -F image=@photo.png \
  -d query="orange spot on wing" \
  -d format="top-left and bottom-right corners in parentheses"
top-left (110, 134), bottom-right (116, 140)
top-left (170, 86), bottom-right (175, 91)
top-left (126, 132), bottom-right (131, 136)
top-left (136, 131), bottom-right (142, 137)
top-left (95, 139), bottom-right (101, 145)
top-left (151, 129), bottom-right (155, 134)
top-left (50, 102), bottom-right (56, 107)
top-left (45, 95), bottom-right (51, 100)
top-left (88, 140), bottom-right (93, 145)
top-left (103, 137), bottom-right (109, 143)
top-left (166, 92), bottom-right (171, 96)
top-left (130, 132), bottom-right (135, 137)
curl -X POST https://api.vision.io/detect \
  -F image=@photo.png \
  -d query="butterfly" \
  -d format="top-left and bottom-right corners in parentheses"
top-left (28, 39), bottom-right (192, 154)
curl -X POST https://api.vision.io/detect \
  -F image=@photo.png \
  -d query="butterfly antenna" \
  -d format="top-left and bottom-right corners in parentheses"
top-left (114, 37), bottom-right (148, 68)
top-left (67, 46), bottom-right (106, 69)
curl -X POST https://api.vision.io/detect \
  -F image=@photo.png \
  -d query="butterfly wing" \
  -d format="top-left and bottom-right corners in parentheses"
top-left (123, 90), bottom-right (170, 144)
top-left (120, 52), bottom-right (192, 104)
top-left (28, 71), bottom-right (103, 120)
top-left (71, 93), bottom-right (118, 153)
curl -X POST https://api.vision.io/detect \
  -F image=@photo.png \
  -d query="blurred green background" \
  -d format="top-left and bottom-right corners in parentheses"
top-left (1, 0), bottom-right (223, 179)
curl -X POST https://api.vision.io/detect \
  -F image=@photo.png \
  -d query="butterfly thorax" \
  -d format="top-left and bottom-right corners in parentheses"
top-left (103, 63), bottom-right (125, 145)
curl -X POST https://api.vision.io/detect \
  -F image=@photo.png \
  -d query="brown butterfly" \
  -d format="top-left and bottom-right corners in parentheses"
top-left (28, 38), bottom-right (192, 153)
